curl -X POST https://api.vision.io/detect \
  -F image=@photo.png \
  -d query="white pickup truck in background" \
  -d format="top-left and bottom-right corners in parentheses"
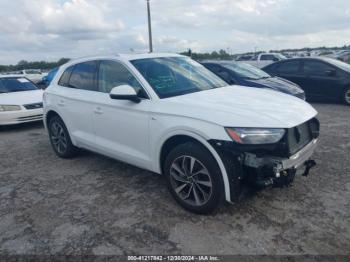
top-left (237, 53), bottom-right (287, 68)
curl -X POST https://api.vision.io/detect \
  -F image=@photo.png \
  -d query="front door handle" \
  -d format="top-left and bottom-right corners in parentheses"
top-left (94, 107), bottom-right (103, 115)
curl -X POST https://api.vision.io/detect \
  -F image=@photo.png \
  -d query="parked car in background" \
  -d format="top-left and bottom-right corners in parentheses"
top-left (41, 67), bottom-right (59, 87)
top-left (237, 53), bottom-right (287, 68)
top-left (201, 60), bottom-right (305, 99)
top-left (263, 57), bottom-right (350, 105)
top-left (11, 69), bottom-right (44, 83)
top-left (44, 54), bottom-right (319, 214)
top-left (0, 75), bottom-right (43, 125)
top-left (335, 50), bottom-right (350, 63)
top-left (236, 55), bottom-right (255, 61)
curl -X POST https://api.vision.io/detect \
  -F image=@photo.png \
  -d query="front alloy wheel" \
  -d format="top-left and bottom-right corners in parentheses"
top-left (164, 142), bottom-right (224, 214)
top-left (170, 156), bottom-right (213, 206)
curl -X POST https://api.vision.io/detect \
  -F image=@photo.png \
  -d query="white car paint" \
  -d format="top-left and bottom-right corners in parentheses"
top-left (44, 53), bottom-right (318, 203)
top-left (0, 87), bottom-right (43, 125)
top-left (240, 53), bottom-right (287, 68)
top-left (21, 69), bottom-right (44, 83)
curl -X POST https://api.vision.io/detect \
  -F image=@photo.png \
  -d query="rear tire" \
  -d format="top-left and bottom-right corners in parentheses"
top-left (343, 87), bottom-right (350, 106)
top-left (48, 115), bottom-right (78, 158)
top-left (164, 142), bottom-right (224, 214)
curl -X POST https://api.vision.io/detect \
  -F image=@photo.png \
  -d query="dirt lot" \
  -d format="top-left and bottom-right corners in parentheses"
top-left (0, 103), bottom-right (349, 256)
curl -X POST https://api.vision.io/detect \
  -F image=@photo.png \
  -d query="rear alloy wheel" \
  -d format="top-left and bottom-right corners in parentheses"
top-left (48, 116), bottom-right (78, 158)
top-left (344, 87), bottom-right (350, 106)
top-left (164, 142), bottom-right (224, 214)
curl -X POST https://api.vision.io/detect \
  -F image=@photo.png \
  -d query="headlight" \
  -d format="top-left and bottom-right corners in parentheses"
top-left (0, 105), bottom-right (22, 112)
top-left (225, 127), bottom-right (285, 144)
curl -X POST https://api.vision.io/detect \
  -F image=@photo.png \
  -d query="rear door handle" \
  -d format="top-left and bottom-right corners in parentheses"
top-left (94, 107), bottom-right (103, 115)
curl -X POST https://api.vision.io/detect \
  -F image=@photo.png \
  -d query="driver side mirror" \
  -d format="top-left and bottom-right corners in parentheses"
top-left (109, 85), bottom-right (141, 103)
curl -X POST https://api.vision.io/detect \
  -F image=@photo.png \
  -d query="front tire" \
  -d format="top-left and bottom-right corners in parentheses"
top-left (164, 142), bottom-right (224, 214)
top-left (343, 87), bottom-right (350, 106)
top-left (48, 116), bottom-right (78, 158)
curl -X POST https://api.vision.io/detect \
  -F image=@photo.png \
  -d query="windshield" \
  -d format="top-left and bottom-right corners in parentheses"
top-left (222, 62), bottom-right (271, 80)
top-left (131, 57), bottom-right (227, 98)
top-left (324, 58), bottom-right (350, 72)
top-left (0, 77), bottom-right (38, 93)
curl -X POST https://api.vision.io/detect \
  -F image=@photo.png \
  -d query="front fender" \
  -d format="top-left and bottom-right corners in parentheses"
top-left (153, 129), bottom-right (232, 203)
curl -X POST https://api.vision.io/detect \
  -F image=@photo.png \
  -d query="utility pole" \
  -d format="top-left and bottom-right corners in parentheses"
top-left (146, 0), bottom-right (153, 53)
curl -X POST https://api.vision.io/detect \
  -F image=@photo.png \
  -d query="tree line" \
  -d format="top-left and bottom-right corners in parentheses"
top-left (0, 58), bottom-right (70, 73)
top-left (1, 44), bottom-right (349, 72)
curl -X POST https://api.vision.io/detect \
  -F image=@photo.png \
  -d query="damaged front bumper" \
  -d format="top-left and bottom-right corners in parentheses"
top-left (244, 139), bottom-right (318, 187)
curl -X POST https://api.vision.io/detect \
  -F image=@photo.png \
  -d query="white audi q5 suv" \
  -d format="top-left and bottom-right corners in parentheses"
top-left (43, 53), bottom-right (319, 214)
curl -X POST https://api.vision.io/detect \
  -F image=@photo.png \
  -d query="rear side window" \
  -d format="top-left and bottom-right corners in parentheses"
top-left (58, 66), bottom-right (74, 87)
top-left (68, 61), bottom-right (98, 91)
top-left (276, 61), bottom-right (300, 74)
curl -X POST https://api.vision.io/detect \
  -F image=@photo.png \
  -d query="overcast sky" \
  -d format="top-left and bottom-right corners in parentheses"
top-left (0, 0), bottom-right (350, 64)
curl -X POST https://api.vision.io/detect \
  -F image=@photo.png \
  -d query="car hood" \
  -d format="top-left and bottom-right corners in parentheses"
top-left (0, 89), bottom-right (43, 105)
top-left (157, 85), bottom-right (317, 128)
top-left (244, 77), bottom-right (303, 94)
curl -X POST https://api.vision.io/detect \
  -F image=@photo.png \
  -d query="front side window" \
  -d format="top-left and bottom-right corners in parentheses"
top-left (68, 61), bottom-right (97, 91)
top-left (98, 60), bottom-right (144, 96)
top-left (131, 57), bottom-right (227, 98)
top-left (0, 77), bottom-right (37, 93)
top-left (276, 61), bottom-right (300, 74)
top-left (303, 61), bottom-right (334, 76)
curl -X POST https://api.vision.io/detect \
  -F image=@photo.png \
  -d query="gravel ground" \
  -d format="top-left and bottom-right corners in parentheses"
top-left (0, 103), bottom-right (349, 256)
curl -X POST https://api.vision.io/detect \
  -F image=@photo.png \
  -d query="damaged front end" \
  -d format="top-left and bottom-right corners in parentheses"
top-left (244, 139), bottom-right (318, 188)
top-left (210, 118), bottom-right (320, 202)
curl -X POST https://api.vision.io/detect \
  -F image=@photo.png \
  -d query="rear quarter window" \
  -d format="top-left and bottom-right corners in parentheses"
top-left (58, 66), bottom-right (74, 87)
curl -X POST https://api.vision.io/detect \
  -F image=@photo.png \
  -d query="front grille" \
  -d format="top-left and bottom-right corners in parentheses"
top-left (23, 102), bottom-right (43, 110)
top-left (287, 118), bottom-right (319, 155)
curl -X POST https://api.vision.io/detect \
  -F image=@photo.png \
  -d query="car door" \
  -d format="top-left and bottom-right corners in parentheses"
top-left (92, 60), bottom-right (152, 170)
top-left (54, 61), bottom-right (98, 147)
top-left (302, 60), bottom-right (341, 100)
